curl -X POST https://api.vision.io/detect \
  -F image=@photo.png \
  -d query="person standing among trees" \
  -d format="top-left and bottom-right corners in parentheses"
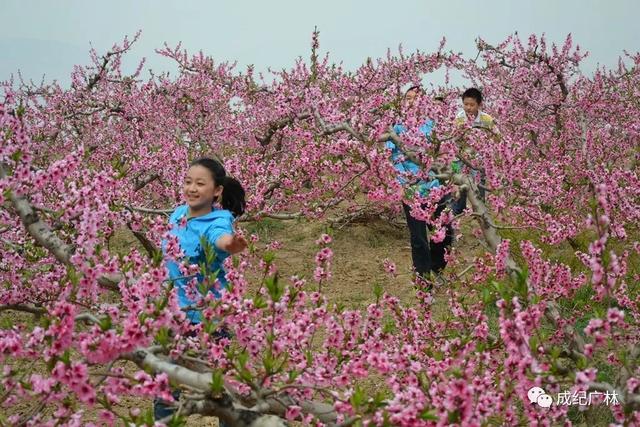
top-left (454, 87), bottom-right (496, 130)
top-left (154, 157), bottom-right (247, 422)
top-left (452, 87), bottom-right (496, 214)
top-left (386, 86), bottom-right (454, 288)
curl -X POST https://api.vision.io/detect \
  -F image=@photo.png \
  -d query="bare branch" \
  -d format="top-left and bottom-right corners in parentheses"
top-left (85, 44), bottom-right (134, 91)
top-left (239, 211), bottom-right (303, 222)
top-left (126, 206), bottom-right (174, 216)
top-left (314, 110), bottom-right (365, 143)
top-left (123, 347), bottom-right (339, 424)
top-left (134, 173), bottom-right (160, 192)
top-left (469, 213), bottom-right (543, 231)
top-left (256, 113), bottom-right (311, 146)
top-left (126, 223), bottom-right (159, 258)
top-left (0, 304), bottom-right (46, 316)
top-left (75, 312), bottom-right (101, 325)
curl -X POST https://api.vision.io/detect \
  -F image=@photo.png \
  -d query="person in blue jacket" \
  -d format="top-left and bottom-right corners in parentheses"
top-left (387, 86), bottom-right (454, 287)
top-left (164, 157), bottom-right (247, 323)
top-left (155, 157), bottom-right (246, 422)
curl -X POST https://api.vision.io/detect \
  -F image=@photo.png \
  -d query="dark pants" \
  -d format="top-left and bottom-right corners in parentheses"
top-left (154, 328), bottom-right (232, 424)
top-left (403, 195), bottom-right (454, 278)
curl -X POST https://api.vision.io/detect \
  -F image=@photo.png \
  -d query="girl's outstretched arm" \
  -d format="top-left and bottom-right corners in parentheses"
top-left (216, 233), bottom-right (247, 254)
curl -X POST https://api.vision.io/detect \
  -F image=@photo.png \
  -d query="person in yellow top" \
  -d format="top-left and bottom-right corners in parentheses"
top-left (452, 88), bottom-right (495, 214)
top-left (455, 87), bottom-right (495, 130)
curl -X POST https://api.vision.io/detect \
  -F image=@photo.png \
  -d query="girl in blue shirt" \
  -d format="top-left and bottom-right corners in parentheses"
top-left (165, 157), bottom-right (247, 323)
top-left (156, 157), bottom-right (246, 421)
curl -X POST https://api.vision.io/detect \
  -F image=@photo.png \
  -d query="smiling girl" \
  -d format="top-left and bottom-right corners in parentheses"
top-left (155, 158), bottom-right (247, 421)
top-left (164, 157), bottom-right (247, 323)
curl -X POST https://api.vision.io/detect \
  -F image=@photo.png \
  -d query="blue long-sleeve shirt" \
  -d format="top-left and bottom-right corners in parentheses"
top-left (163, 205), bottom-right (234, 323)
top-left (385, 121), bottom-right (440, 197)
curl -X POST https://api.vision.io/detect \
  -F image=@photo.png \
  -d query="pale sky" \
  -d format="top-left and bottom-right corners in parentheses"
top-left (1, 0), bottom-right (638, 87)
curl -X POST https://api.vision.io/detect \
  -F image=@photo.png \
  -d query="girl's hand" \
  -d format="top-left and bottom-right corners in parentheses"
top-left (227, 233), bottom-right (248, 254)
top-left (216, 233), bottom-right (248, 254)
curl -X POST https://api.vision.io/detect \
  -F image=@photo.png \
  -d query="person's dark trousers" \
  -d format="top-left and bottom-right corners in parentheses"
top-left (154, 328), bottom-right (232, 425)
top-left (452, 190), bottom-right (467, 215)
top-left (430, 195), bottom-right (454, 272)
top-left (403, 202), bottom-right (434, 277)
top-left (478, 174), bottom-right (486, 202)
top-left (403, 195), bottom-right (454, 278)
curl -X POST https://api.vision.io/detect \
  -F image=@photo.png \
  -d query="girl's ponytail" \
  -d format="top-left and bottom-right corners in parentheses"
top-left (220, 176), bottom-right (246, 218)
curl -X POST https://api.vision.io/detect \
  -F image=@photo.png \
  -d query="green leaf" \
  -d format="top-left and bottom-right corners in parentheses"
top-left (99, 316), bottom-right (112, 332)
top-left (576, 354), bottom-right (588, 370)
top-left (166, 414), bottom-right (187, 427)
top-left (200, 236), bottom-right (217, 266)
top-left (288, 289), bottom-right (300, 307)
top-left (238, 367), bottom-right (253, 383)
top-left (138, 312), bottom-right (148, 325)
top-left (198, 279), bottom-right (209, 296)
top-left (237, 350), bottom-right (249, 368)
top-left (265, 273), bottom-right (283, 303)
top-left (140, 408), bottom-right (155, 426)
top-left (210, 369), bottom-right (225, 395)
top-left (152, 249), bottom-right (164, 267)
top-left (482, 286), bottom-right (492, 304)
top-left (157, 295), bottom-right (168, 312)
top-left (15, 104), bottom-right (25, 118)
top-left (288, 370), bottom-right (300, 382)
top-left (253, 294), bottom-right (267, 309)
top-left (262, 351), bottom-right (275, 374)
top-left (60, 350), bottom-right (71, 365)
top-left (350, 385), bottom-right (366, 408)
top-left (203, 319), bottom-right (216, 335)
top-left (448, 409), bottom-right (461, 423)
top-left (263, 250), bottom-right (276, 264)
top-left (383, 319), bottom-right (396, 335)
top-left (10, 150), bottom-right (23, 162)
top-left (155, 327), bottom-right (170, 346)
top-left (67, 266), bottom-right (79, 287)
top-left (449, 367), bottom-right (463, 378)
top-left (372, 391), bottom-right (387, 408)
top-left (419, 410), bottom-right (439, 421)
top-left (373, 281), bottom-right (383, 302)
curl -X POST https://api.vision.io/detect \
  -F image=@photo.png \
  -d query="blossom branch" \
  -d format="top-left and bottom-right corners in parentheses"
top-left (1, 163), bottom-right (122, 290)
top-left (122, 347), bottom-right (339, 425)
